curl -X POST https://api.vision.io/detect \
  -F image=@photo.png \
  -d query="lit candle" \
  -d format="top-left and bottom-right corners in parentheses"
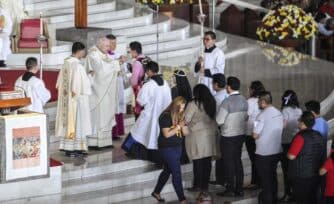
top-left (40, 12), bottom-right (43, 35)
top-left (199, 0), bottom-right (203, 15)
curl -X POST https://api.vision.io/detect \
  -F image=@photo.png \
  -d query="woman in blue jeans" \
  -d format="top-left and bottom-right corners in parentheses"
top-left (152, 96), bottom-right (189, 204)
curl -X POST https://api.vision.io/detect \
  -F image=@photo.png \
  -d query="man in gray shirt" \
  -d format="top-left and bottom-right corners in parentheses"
top-left (216, 76), bottom-right (248, 197)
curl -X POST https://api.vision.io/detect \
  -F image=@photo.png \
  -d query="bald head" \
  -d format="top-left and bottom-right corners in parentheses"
top-left (97, 37), bottom-right (110, 54)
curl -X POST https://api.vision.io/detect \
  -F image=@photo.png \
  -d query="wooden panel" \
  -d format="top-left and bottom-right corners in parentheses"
top-left (0, 98), bottom-right (31, 109)
top-left (218, 5), bottom-right (245, 35)
top-left (75, 0), bottom-right (87, 28)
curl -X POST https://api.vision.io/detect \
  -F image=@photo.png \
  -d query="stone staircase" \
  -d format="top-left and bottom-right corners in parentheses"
top-left (7, 0), bottom-right (227, 68)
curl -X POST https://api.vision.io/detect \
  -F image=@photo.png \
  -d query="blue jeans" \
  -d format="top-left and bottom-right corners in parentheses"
top-left (153, 146), bottom-right (185, 201)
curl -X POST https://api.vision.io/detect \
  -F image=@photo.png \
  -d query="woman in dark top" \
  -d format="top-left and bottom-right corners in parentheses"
top-left (152, 96), bottom-right (189, 204)
top-left (171, 70), bottom-right (192, 102)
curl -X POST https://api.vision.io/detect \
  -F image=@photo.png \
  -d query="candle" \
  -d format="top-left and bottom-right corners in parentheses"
top-left (199, 0), bottom-right (203, 15)
top-left (40, 12), bottom-right (43, 35)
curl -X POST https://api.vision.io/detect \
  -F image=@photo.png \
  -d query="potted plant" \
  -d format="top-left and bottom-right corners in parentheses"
top-left (256, 4), bottom-right (318, 49)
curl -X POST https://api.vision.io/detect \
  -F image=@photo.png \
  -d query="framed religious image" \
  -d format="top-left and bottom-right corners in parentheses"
top-left (0, 113), bottom-right (49, 183)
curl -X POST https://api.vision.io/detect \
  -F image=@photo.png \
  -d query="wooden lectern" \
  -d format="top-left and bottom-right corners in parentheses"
top-left (75, 0), bottom-right (88, 28)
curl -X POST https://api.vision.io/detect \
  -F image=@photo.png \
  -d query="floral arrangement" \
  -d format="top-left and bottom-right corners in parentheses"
top-left (137, 0), bottom-right (193, 4)
top-left (160, 65), bottom-right (190, 85)
top-left (260, 42), bottom-right (309, 66)
top-left (256, 4), bottom-right (317, 41)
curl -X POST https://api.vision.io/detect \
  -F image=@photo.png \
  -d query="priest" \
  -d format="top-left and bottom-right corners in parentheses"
top-left (56, 42), bottom-right (92, 157)
top-left (85, 37), bottom-right (121, 148)
top-left (123, 60), bottom-right (172, 162)
top-left (0, 6), bottom-right (12, 67)
top-left (195, 31), bottom-right (225, 93)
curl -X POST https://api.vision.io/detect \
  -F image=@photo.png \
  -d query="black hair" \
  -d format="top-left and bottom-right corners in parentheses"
top-left (25, 57), bottom-right (38, 70)
top-left (204, 31), bottom-right (216, 40)
top-left (305, 100), bottom-right (321, 115)
top-left (174, 70), bottom-right (193, 101)
top-left (325, 18), bottom-right (334, 30)
top-left (299, 111), bottom-right (315, 128)
top-left (212, 73), bottom-right (226, 88)
top-left (315, 12), bottom-right (327, 22)
top-left (129, 41), bottom-right (142, 54)
top-left (105, 34), bottom-right (116, 40)
top-left (145, 60), bottom-right (159, 73)
top-left (227, 76), bottom-right (240, 91)
top-left (281, 90), bottom-right (300, 109)
top-left (72, 42), bottom-right (85, 54)
top-left (258, 91), bottom-right (273, 104)
top-left (249, 80), bottom-right (265, 98)
top-left (193, 84), bottom-right (216, 119)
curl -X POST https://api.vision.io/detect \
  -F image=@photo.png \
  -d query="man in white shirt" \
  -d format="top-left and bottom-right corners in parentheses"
top-left (0, 7), bottom-right (12, 67)
top-left (253, 91), bottom-right (283, 204)
top-left (15, 57), bottom-right (51, 113)
top-left (56, 42), bottom-right (92, 157)
top-left (195, 31), bottom-right (225, 94)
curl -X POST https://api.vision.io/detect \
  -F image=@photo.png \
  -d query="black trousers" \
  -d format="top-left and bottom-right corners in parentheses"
top-left (215, 158), bottom-right (224, 185)
top-left (281, 143), bottom-right (293, 196)
top-left (326, 196), bottom-right (334, 204)
top-left (221, 135), bottom-right (244, 192)
top-left (245, 135), bottom-right (258, 185)
top-left (256, 153), bottom-right (281, 204)
top-left (193, 157), bottom-right (212, 191)
top-left (292, 177), bottom-right (320, 204)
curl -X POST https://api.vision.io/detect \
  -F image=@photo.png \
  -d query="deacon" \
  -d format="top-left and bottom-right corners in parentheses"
top-left (15, 57), bottom-right (51, 113)
top-left (85, 37), bottom-right (121, 148)
top-left (106, 34), bottom-right (128, 140)
top-left (124, 61), bottom-right (172, 162)
top-left (195, 31), bottom-right (225, 93)
top-left (56, 42), bottom-right (92, 157)
top-left (0, 6), bottom-right (12, 67)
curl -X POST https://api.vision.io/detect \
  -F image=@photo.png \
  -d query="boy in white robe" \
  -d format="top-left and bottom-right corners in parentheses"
top-left (15, 57), bottom-right (51, 113)
top-left (56, 42), bottom-right (92, 157)
top-left (195, 31), bottom-right (225, 94)
top-left (124, 60), bottom-right (172, 162)
top-left (85, 37), bottom-right (121, 148)
top-left (0, 7), bottom-right (12, 67)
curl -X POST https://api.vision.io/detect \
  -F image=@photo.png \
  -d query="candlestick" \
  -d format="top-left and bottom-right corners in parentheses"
top-left (199, 0), bottom-right (203, 15)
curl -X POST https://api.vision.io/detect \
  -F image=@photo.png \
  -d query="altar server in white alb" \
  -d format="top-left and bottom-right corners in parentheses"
top-left (127, 61), bottom-right (172, 161)
top-left (195, 31), bottom-right (225, 93)
top-left (0, 6), bottom-right (12, 67)
top-left (85, 37), bottom-right (121, 148)
top-left (15, 57), bottom-right (51, 113)
top-left (56, 42), bottom-right (92, 157)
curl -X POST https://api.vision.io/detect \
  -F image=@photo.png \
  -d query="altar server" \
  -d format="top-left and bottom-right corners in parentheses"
top-left (195, 31), bottom-right (225, 93)
top-left (106, 34), bottom-right (128, 140)
top-left (85, 37), bottom-right (121, 148)
top-left (124, 61), bottom-right (172, 162)
top-left (15, 57), bottom-right (51, 113)
top-left (56, 42), bottom-right (92, 157)
top-left (0, 7), bottom-right (12, 67)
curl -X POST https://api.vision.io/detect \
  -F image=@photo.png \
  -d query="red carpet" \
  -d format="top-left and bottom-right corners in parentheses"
top-left (0, 69), bottom-right (59, 102)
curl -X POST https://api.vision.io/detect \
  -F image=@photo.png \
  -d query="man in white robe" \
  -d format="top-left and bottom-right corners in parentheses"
top-left (85, 37), bottom-right (121, 148)
top-left (15, 57), bottom-right (51, 113)
top-left (195, 31), bottom-right (225, 94)
top-left (0, 7), bottom-right (12, 67)
top-left (56, 42), bottom-right (92, 157)
top-left (130, 61), bottom-right (171, 156)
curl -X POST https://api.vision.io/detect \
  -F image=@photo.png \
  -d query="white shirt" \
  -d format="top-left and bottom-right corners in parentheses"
top-left (253, 106), bottom-right (283, 156)
top-left (214, 89), bottom-right (228, 112)
top-left (282, 107), bottom-right (302, 144)
top-left (15, 74), bottom-right (51, 113)
top-left (246, 97), bottom-right (260, 135)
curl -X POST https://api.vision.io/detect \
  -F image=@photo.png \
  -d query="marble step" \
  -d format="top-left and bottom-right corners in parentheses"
top-left (25, 0), bottom-right (97, 12)
top-left (30, 1), bottom-right (116, 18)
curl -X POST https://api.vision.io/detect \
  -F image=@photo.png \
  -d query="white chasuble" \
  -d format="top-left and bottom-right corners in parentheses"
top-left (85, 46), bottom-right (121, 147)
top-left (0, 8), bottom-right (12, 61)
top-left (56, 56), bottom-right (92, 151)
top-left (198, 47), bottom-right (225, 93)
top-left (130, 78), bottom-right (172, 150)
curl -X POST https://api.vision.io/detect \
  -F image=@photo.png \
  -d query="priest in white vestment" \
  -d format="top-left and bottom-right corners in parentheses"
top-left (56, 42), bottom-right (92, 157)
top-left (195, 31), bottom-right (225, 94)
top-left (15, 57), bottom-right (51, 113)
top-left (128, 61), bottom-right (171, 160)
top-left (85, 38), bottom-right (121, 148)
top-left (0, 7), bottom-right (12, 67)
